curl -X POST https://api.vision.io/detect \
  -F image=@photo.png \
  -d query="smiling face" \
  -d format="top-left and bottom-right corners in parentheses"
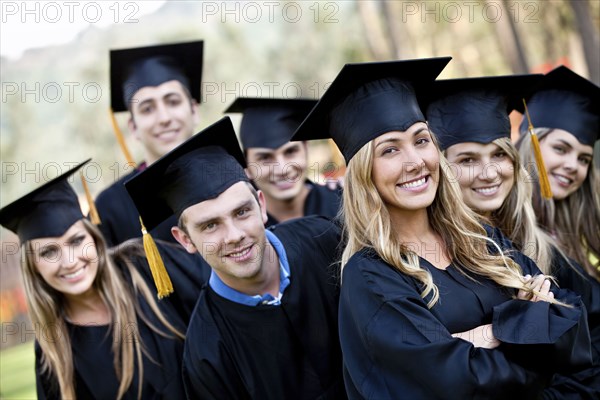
top-left (371, 123), bottom-right (440, 220)
top-left (172, 182), bottom-right (270, 290)
top-left (445, 141), bottom-right (515, 215)
top-left (128, 80), bottom-right (200, 164)
top-left (29, 220), bottom-right (99, 300)
top-left (246, 141), bottom-right (308, 202)
top-left (538, 129), bottom-right (593, 200)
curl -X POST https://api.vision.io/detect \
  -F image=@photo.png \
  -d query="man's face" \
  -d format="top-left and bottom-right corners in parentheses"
top-left (172, 182), bottom-right (270, 290)
top-left (246, 141), bottom-right (308, 202)
top-left (128, 80), bottom-right (200, 164)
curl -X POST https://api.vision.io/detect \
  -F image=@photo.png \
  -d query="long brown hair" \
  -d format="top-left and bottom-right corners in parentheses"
top-left (516, 128), bottom-right (600, 280)
top-left (21, 219), bottom-right (184, 399)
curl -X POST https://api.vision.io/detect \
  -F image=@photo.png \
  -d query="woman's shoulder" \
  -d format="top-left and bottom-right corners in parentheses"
top-left (343, 248), bottom-right (421, 298)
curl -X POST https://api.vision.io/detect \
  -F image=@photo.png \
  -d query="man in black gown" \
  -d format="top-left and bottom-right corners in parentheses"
top-left (125, 117), bottom-right (346, 399)
top-left (225, 97), bottom-right (342, 227)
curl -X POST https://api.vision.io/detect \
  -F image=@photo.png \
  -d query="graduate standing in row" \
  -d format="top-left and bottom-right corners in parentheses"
top-left (516, 66), bottom-right (600, 281)
top-left (425, 74), bottom-right (600, 398)
top-left (125, 118), bottom-right (346, 399)
top-left (0, 161), bottom-right (203, 399)
top-left (225, 97), bottom-right (342, 226)
top-left (96, 41), bottom-right (203, 246)
top-left (292, 58), bottom-right (593, 399)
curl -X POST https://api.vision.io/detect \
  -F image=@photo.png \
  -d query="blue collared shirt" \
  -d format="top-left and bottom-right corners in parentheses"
top-left (209, 230), bottom-right (291, 306)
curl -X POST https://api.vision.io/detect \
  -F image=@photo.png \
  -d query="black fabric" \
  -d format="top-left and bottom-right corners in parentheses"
top-left (339, 227), bottom-right (592, 399)
top-left (518, 66), bottom-right (599, 146)
top-left (424, 74), bottom-right (543, 150)
top-left (95, 168), bottom-right (179, 247)
top-left (182, 216), bottom-right (346, 400)
top-left (542, 253), bottom-right (600, 399)
top-left (0, 160), bottom-right (89, 243)
top-left (224, 97), bottom-right (317, 150)
top-left (265, 180), bottom-right (342, 228)
top-left (125, 117), bottom-right (248, 231)
top-left (291, 58), bottom-right (451, 163)
top-left (110, 40), bottom-right (203, 112)
top-left (34, 240), bottom-right (209, 399)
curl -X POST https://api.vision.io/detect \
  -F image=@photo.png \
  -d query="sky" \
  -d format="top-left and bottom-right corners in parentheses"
top-left (0, 1), bottom-right (165, 60)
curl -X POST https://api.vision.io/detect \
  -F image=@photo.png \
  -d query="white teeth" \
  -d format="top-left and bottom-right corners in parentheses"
top-left (63, 268), bottom-right (84, 279)
top-left (474, 185), bottom-right (499, 194)
top-left (229, 247), bottom-right (251, 258)
top-left (555, 175), bottom-right (572, 184)
top-left (399, 177), bottom-right (426, 188)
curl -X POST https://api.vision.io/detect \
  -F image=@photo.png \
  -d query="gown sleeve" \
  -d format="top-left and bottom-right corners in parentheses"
top-left (181, 294), bottom-right (250, 400)
top-left (339, 252), bottom-right (591, 400)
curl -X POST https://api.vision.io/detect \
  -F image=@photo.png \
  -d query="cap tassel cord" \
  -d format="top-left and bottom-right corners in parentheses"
top-left (139, 217), bottom-right (173, 298)
top-left (110, 109), bottom-right (137, 168)
top-left (522, 99), bottom-right (553, 200)
top-left (80, 171), bottom-right (101, 225)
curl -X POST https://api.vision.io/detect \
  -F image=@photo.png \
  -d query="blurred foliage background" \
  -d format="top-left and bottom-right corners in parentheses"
top-left (1, 4), bottom-right (599, 395)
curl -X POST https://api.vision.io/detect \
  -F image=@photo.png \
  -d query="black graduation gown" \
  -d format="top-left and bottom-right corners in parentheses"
top-left (542, 253), bottom-right (600, 399)
top-left (265, 180), bottom-right (342, 227)
top-left (182, 216), bottom-right (346, 399)
top-left (95, 168), bottom-right (178, 247)
top-left (339, 227), bottom-right (592, 400)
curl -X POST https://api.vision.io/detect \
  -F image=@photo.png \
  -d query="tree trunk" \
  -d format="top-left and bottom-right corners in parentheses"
top-left (569, 0), bottom-right (600, 84)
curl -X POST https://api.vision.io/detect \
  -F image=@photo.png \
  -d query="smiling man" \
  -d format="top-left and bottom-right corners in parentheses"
top-left (225, 97), bottom-right (342, 226)
top-left (125, 117), bottom-right (345, 400)
top-left (95, 41), bottom-right (203, 246)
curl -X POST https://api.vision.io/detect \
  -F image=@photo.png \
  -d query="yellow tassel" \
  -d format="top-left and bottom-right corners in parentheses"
top-left (80, 171), bottom-right (101, 225)
top-left (109, 109), bottom-right (137, 168)
top-left (139, 217), bottom-right (173, 298)
top-left (522, 99), bottom-right (553, 200)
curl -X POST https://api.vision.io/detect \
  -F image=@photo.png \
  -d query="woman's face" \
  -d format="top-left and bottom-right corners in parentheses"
top-left (30, 220), bottom-right (99, 299)
top-left (371, 122), bottom-right (440, 219)
top-left (445, 141), bottom-right (515, 215)
top-left (539, 129), bottom-right (593, 200)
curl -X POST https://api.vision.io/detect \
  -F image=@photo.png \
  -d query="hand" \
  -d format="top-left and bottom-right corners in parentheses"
top-left (517, 274), bottom-right (554, 302)
top-left (452, 324), bottom-right (500, 349)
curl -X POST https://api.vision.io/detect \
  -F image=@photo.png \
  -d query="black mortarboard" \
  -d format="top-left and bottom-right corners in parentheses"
top-left (224, 97), bottom-right (317, 150)
top-left (424, 74), bottom-right (544, 150)
top-left (0, 160), bottom-right (90, 243)
top-left (291, 57), bottom-right (451, 163)
top-left (125, 117), bottom-right (249, 231)
top-left (519, 66), bottom-right (599, 146)
top-left (110, 40), bottom-right (204, 112)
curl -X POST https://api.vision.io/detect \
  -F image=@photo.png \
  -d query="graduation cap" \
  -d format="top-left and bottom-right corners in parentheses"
top-left (224, 97), bottom-right (317, 150)
top-left (519, 66), bottom-right (599, 146)
top-left (108, 41), bottom-right (203, 167)
top-left (424, 74), bottom-right (544, 150)
top-left (291, 57), bottom-right (452, 163)
top-left (110, 40), bottom-right (204, 113)
top-left (125, 117), bottom-right (248, 232)
top-left (0, 160), bottom-right (90, 243)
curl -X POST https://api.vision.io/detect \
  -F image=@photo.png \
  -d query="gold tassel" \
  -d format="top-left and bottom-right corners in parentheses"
top-left (80, 171), bottom-right (101, 225)
top-left (522, 99), bottom-right (553, 199)
top-left (139, 217), bottom-right (173, 298)
top-left (109, 109), bottom-right (137, 168)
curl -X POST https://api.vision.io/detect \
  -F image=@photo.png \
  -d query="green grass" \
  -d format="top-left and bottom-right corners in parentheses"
top-left (0, 341), bottom-right (36, 399)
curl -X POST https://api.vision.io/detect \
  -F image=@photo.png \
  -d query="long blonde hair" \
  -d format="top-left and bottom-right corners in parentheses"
top-left (516, 128), bottom-right (600, 280)
top-left (21, 219), bottom-right (184, 399)
top-left (341, 135), bottom-right (542, 308)
top-left (480, 138), bottom-right (556, 274)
